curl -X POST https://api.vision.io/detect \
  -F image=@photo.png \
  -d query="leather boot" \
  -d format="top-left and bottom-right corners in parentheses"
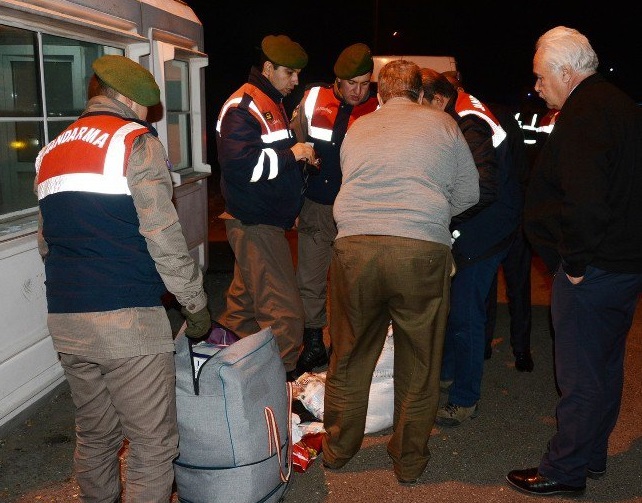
top-left (296, 328), bottom-right (328, 374)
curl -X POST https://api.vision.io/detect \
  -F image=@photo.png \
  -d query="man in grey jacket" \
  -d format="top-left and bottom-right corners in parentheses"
top-left (322, 59), bottom-right (479, 485)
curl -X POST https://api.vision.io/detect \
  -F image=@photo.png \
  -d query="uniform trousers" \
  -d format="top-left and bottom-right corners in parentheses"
top-left (323, 235), bottom-right (453, 481)
top-left (220, 218), bottom-right (304, 371)
top-left (538, 265), bottom-right (642, 486)
top-left (296, 198), bottom-right (336, 329)
top-left (60, 352), bottom-right (178, 503)
top-left (485, 226), bottom-right (533, 355)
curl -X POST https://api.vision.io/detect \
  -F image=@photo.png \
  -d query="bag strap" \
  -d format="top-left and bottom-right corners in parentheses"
top-left (264, 382), bottom-right (293, 482)
top-left (187, 337), bottom-right (200, 395)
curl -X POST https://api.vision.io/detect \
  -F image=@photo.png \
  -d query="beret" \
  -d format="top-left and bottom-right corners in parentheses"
top-left (261, 35), bottom-right (308, 70)
top-left (92, 55), bottom-right (160, 107)
top-left (334, 43), bottom-right (374, 79)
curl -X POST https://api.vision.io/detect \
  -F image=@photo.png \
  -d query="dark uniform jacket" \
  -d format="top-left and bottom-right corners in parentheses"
top-left (447, 92), bottom-right (521, 267)
top-left (291, 83), bottom-right (378, 205)
top-left (217, 67), bottom-right (304, 229)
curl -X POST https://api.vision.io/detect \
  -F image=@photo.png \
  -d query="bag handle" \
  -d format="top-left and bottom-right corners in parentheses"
top-left (264, 382), bottom-right (293, 482)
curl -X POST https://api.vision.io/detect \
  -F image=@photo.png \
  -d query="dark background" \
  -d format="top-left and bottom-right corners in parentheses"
top-left (185, 0), bottom-right (641, 167)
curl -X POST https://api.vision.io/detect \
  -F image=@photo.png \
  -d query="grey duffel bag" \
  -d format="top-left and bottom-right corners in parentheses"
top-left (174, 326), bottom-right (292, 503)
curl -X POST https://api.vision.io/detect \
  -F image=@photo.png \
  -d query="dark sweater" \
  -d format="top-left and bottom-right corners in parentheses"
top-left (524, 73), bottom-right (642, 276)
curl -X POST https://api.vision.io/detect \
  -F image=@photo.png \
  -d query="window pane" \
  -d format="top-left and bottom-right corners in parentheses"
top-left (164, 59), bottom-right (191, 168)
top-left (165, 59), bottom-right (189, 111)
top-left (47, 119), bottom-right (74, 141)
top-left (0, 121), bottom-right (41, 214)
top-left (167, 112), bottom-right (191, 169)
top-left (41, 34), bottom-right (112, 117)
top-left (0, 26), bottom-right (41, 116)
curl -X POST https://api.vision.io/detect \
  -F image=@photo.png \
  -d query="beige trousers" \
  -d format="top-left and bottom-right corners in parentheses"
top-left (220, 219), bottom-right (304, 371)
top-left (60, 352), bottom-right (178, 503)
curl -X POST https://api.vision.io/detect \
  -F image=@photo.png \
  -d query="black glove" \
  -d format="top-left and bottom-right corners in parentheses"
top-left (181, 306), bottom-right (211, 339)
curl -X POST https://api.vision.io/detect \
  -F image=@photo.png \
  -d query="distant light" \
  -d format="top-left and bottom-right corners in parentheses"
top-left (10, 140), bottom-right (27, 150)
top-left (392, 31), bottom-right (399, 37)
top-left (609, 67), bottom-right (614, 72)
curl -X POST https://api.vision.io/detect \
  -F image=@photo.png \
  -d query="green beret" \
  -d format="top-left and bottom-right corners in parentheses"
top-left (92, 55), bottom-right (160, 107)
top-left (261, 35), bottom-right (308, 70)
top-left (334, 43), bottom-right (374, 79)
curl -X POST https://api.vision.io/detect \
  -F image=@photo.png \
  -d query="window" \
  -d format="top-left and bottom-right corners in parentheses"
top-left (0, 24), bottom-right (120, 227)
top-left (151, 40), bottom-right (209, 184)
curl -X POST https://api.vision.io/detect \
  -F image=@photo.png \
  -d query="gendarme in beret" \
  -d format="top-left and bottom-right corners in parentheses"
top-left (92, 55), bottom-right (160, 107)
top-left (261, 35), bottom-right (308, 70)
top-left (334, 43), bottom-right (374, 79)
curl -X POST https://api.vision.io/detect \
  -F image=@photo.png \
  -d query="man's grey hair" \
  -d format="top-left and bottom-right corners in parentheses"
top-left (536, 26), bottom-right (598, 76)
top-left (378, 60), bottom-right (422, 103)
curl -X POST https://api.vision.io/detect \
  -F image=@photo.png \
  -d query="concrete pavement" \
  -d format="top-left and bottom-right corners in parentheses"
top-left (2, 240), bottom-right (641, 502)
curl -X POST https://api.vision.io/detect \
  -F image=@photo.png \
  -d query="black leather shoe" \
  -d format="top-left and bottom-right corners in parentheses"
top-left (515, 352), bottom-right (534, 372)
top-left (506, 467), bottom-right (585, 496)
top-left (587, 467), bottom-right (606, 479)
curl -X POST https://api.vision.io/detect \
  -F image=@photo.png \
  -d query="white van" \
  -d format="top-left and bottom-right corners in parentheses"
top-left (372, 55), bottom-right (457, 81)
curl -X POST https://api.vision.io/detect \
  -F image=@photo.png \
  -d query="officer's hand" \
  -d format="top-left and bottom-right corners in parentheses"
top-left (291, 142), bottom-right (316, 163)
top-left (181, 306), bottom-right (211, 339)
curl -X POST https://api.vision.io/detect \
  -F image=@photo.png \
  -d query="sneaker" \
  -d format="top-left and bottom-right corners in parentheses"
top-left (435, 402), bottom-right (479, 427)
top-left (439, 379), bottom-right (453, 392)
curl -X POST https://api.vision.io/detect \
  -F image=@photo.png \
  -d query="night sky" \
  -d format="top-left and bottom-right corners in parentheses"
top-left (185, 0), bottom-right (641, 162)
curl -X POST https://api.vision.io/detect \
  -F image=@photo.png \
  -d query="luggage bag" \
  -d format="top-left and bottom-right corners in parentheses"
top-left (174, 326), bottom-right (292, 503)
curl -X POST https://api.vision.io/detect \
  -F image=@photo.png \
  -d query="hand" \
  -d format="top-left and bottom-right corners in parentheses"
top-left (566, 274), bottom-right (584, 285)
top-left (181, 306), bottom-right (211, 339)
top-left (291, 142), bottom-right (316, 163)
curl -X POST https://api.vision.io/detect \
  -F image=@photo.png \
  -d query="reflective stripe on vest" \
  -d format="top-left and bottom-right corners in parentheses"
top-left (36, 119), bottom-right (148, 199)
top-left (217, 84), bottom-right (292, 182)
top-left (303, 87), bottom-right (332, 142)
top-left (455, 92), bottom-right (507, 148)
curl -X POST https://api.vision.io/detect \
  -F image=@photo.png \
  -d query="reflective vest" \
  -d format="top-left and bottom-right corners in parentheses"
top-left (302, 86), bottom-right (378, 142)
top-left (299, 85), bottom-right (378, 204)
top-left (36, 114), bottom-right (165, 313)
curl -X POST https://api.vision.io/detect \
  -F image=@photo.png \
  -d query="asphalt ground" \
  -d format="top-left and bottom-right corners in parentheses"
top-left (1, 240), bottom-right (641, 503)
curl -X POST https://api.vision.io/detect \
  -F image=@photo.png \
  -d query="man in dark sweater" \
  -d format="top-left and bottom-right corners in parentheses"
top-left (506, 26), bottom-right (642, 497)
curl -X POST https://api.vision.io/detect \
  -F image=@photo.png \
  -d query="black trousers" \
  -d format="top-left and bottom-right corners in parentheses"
top-left (539, 265), bottom-right (642, 485)
top-left (485, 226), bottom-right (532, 355)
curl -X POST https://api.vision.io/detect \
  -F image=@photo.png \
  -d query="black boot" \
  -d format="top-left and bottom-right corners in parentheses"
top-left (296, 328), bottom-right (328, 374)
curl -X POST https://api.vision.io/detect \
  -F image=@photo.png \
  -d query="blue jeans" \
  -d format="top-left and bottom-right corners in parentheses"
top-left (441, 249), bottom-right (508, 407)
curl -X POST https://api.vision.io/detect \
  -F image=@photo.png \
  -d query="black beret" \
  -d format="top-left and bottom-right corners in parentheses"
top-left (92, 55), bottom-right (160, 107)
top-left (334, 43), bottom-right (374, 79)
top-left (261, 35), bottom-right (308, 70)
